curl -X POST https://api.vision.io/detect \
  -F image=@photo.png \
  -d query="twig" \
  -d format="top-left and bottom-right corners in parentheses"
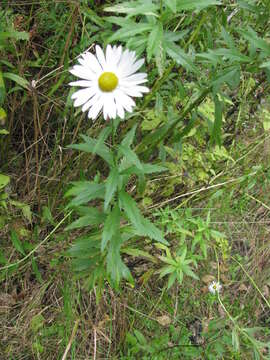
top-left (61, 319), bottom-right (80, 360)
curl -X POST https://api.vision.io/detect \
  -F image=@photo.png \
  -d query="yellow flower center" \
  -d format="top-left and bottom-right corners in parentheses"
top-left (98, 72), bottom-right (118, 92)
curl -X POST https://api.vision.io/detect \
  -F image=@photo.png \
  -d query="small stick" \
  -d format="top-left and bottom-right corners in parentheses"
top-left (61, 319), bottom-right (80, 360)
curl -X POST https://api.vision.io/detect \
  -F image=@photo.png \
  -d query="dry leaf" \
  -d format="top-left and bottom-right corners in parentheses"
top-left (239, 284), bottom-right (248, 292)
top-left (156, 315), bottom-right (171, 326)
top-left (202, 275), bottom-right (215, 284)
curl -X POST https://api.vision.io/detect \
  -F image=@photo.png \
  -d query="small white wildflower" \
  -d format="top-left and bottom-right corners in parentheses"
top-left (69, 45), bottom-right (149, 120)
top-left (208, 281), bottom-right (222, 294)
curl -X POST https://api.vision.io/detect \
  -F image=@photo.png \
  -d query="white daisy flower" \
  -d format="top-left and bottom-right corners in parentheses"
top-left (208, 281), bottom-right (222, 294)
top-left (69, 45), bottom-right (149, 120)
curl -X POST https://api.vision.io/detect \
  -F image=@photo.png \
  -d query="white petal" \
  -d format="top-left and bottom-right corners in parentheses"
top-left (122, 58), bottom-right (145, 77)
top-left (70, 65), bottom-right (96, 81)
top-left (106, 45), bottom-right (114, 65)
top-left (122, 73), bottom-right (147, 82)
top-left (82, 52), bottom-right (103, 74)
top-left (95, 45), bottom-right (107, 70)
top-left (69, 80), bottom-right (95, 87)
top-left (103, 93), bottom-right (116, 120)
top-left (88, 97), bottom-right (104, 119)
top-left (115, 100), bottom-right (125, 119)
top-left (81, 89), bottom-right (101, 111)
top-left (112, 45), bottom-right (122, 67)
top-left (120, 87), bottom-right (147, 98)
top-left (114, 89), bottom-right (135, 112)
top-left (71, 88), bottom-right (96, 107)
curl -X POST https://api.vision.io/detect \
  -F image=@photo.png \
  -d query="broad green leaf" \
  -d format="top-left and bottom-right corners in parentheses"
top-left (104, 168), bottom-right (120, 211)
top-left (65, 182), bottom-right (105, 207)
top-left (176, 0), bottom-right (221, 11)
top-left (11, 229), bottom-right (25, 255)
top-left (68, 134), bottom-right (114, 166)
top-left (101, 204), bottom-right (120, 251)
top-left (165, 0), bottom-right (177, 12)
top-left (108, 23), bottom-right (153, 42)
top-left (0, 173), bottom-right (10, 189)
top-left (119, 191), bottom-right (167, 244)
top-left (66, 208), bottom-right (105, 230)
top-left (147, 22), bottom-right (163, 62)
top-left (3, 72), bottom-right (29, 89)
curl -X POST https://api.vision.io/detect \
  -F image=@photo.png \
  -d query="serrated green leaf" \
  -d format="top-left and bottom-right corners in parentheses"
top-left (147, 22), bottom-right (163, 62)
top-left (119, 191), bottom-right (167, 244)
top-left (0, 30), bottom-right (29, 41)
top-left (108, 23), bottom-right (153, 42)
top-left (213, 48), bottom-right (250, 63)
top-left (238, 27), bottom-right (270, 55)
top-left (65, 182), bottom-right (105, 207)
top-left (164, 42), bottom-right (199, 74)
top-left (212, 66), bottom-right (240, 89)
top-left (3, 72), bottom-right (29, 89)
top-left (101, 204), bottom-right (120, 251)
top-left (68, 134), bottom-right (114, 166)
top-left (66, 208), bottom-right (105, 230)
top-left (11, 229), bottom-right (25, 255)
top-left (106, 234), bottom-right (133, 285)
top-left (104, 168), bottom-right (120, 211)
top-left (67, 235), bottom-right (100, 258)
top-left (176, 0), bottom-right (221, 11)
top-left (121, 124), bottom-right (137, 148)
top-left (104, 1), bottom-right (158, 17)
top-left (118, 144), bottom-right (143, 170)
top-left (93, 126), bottom-right (112, 154)
top-left (122, 247), bottom-right (157, 263)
